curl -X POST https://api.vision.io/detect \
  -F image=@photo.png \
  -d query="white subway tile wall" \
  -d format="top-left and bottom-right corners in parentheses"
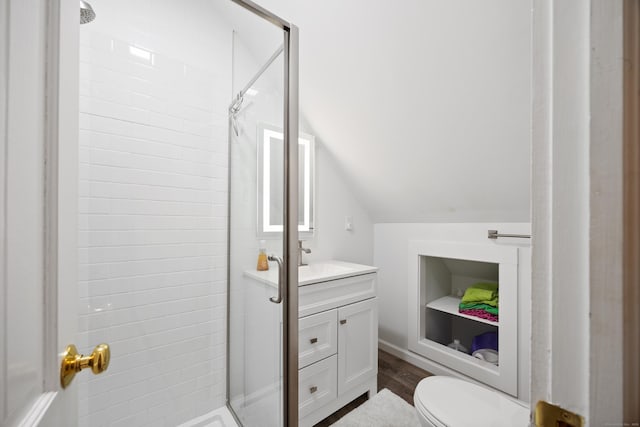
top-left (77, 29), bottom-right (229, 426)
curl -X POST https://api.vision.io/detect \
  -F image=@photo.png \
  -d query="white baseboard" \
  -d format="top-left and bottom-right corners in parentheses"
top-left (377, 339), bottom-right (529, 409)
top-left (378, 339), bottom-right (465, 379)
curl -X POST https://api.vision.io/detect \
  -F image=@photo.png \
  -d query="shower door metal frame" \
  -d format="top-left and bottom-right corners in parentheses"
top-left (226, 1), bottom-right (299, 426)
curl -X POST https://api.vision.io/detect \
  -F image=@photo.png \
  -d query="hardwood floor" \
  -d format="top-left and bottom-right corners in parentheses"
top-left (377, 349), bottom-right (432, 406)
top-left (313, 350), bottom-right (432, 426)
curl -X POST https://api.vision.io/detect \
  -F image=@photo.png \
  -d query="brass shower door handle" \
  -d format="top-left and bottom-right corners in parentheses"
top-left (60, 343), bottom-right (110, 388)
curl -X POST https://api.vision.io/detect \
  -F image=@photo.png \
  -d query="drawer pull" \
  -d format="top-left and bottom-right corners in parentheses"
top-left (340, 319), bottom-right (347, 325)
top-left (309, 386), bottom-right (318, 394)
top-left (310, 337), bottom-right (318, 344)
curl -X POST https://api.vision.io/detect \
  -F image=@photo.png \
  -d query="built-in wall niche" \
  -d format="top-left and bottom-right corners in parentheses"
top-left (408, 240), bottom-right (519, 396)
top-left (425, 308), bottom-right (498, 352)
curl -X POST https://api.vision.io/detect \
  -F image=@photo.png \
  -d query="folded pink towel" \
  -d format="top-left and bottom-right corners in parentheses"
top-left (459, 309), bottom-right (498, 323)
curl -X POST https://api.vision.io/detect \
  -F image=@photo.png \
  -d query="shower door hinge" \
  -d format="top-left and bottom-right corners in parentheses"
top-left (535, 401), bottom-right (584, 427)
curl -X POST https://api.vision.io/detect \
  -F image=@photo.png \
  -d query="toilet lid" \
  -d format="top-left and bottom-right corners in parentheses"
top-left (414, 376), bottom-right (529, 427)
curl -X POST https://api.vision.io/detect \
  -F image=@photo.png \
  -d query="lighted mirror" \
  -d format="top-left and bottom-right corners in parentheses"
top-left (257, 123), bottom-right (315, 238)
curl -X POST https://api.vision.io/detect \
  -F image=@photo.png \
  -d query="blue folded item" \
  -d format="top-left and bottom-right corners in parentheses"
top-left (471, 331), bottom-right (498, 353)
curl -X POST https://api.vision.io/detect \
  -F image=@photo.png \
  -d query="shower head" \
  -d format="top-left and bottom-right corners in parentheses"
top-left (80, 1), bottom-right (96, 24)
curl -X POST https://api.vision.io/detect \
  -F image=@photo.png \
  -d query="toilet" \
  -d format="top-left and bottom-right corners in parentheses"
top-left (414, 376), bottom-right (529, 427)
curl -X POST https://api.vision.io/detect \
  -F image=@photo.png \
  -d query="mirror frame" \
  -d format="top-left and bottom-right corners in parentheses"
top-left (257, 123), bottom-right (315, 238)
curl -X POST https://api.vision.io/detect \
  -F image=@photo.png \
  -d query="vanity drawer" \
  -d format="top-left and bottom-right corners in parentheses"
top-left (299, 273), bottom-right (377, 317)
top-left (299, 355), bottom-right (337, 418)
top-left (299, 310), bottom-right (337, 368)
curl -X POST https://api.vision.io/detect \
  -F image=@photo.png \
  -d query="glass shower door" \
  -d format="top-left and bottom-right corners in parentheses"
top-left (226, 2), bottom-right (300, 424)
top-left (227, 31), bottom-right (287, 426)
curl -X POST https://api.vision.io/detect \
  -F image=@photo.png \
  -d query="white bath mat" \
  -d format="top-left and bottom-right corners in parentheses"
top-left (330, 389), bottom-right (421, 427)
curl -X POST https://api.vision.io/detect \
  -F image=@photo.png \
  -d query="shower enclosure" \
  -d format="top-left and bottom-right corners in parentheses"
top-left (68, 0), bottom-right (297, 425)
top-left (227, 3), bottom-right (299, 425)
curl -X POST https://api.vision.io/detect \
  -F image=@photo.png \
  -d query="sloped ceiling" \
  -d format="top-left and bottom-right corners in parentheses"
top-left (236, 0), bottom-right (532, 223)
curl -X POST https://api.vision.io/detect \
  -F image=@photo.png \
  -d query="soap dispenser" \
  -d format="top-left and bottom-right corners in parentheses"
top-left (256, 240), bottom-right (269, 271)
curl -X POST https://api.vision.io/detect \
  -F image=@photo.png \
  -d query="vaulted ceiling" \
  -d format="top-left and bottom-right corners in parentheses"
top-left (232, 0), bottom-right (532, 223)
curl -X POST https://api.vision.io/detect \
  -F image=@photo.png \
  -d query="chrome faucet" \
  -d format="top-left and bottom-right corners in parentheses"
top-left (298, 240), bottom-right (311, 266)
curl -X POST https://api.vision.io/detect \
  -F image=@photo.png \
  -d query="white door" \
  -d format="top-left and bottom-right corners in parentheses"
top-left (5, 0), bottom-right (302, 425)
top-left (1, 0), bottom-right (80, 425)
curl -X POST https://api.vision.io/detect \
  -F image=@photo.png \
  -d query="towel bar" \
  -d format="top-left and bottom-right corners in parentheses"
top-left (487, 230), bottom-right (531, 239)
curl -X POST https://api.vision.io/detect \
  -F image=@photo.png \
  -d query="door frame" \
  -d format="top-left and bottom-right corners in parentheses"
top-left (623, 0), bottom-right (640, 421)
top-left (530, 0), bottom-right (625, 424)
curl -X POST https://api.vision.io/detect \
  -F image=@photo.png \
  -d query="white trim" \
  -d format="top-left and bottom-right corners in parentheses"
top-left (622, 0), bottom-right (640, 416)
top-left (0, 0), bottom-right (8, 420)
top-left (380, 339), bottom-right (476, 383)
top-left (529, 0), bottom-right (552, 407)
top-left (530, 0), bottom-right (625, 422)
top-left (43, 0), bottom-right (60, 394)
top-left (50, 0), bottom-right (80, 422)
top-left (589, 0), bottom-right (624, 422)
top-left (15, 392), bottom-right (57, 427)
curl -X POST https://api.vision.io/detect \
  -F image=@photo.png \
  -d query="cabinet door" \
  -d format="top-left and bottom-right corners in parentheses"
top-left (337, 298), bottom-right (378, 394)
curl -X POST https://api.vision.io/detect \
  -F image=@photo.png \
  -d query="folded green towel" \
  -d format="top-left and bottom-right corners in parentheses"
top-left (460, 282), bottom-right (499, 305)
top-left (463, 297), bottom-right (498, 307)
top-left (458, 302), bottom-right (499, 315)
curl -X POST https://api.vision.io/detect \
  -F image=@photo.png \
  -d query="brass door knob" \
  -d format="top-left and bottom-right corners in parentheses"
top-left (60, 343), bottom-right (110, 388)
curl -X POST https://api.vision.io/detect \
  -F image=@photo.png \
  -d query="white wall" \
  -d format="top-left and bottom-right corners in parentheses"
top-left (254, 0), bottom-right (532, 224)
top-left (374, 223), bottom-right (531, 401)
top-left (228, 0), bottom-right (533, 408)
top-left (227, 29), bottom-right (374, 275)
top-left (227, 0), bottom-right (532, 257)
top-left (77, 1), bottom-right (231, 425)
top-left (300, 138), bottom-right (374, 266)
top-left (227, 123), bottom-right (374, 273)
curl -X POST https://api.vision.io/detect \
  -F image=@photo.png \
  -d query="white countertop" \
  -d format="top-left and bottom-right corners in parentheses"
top-left (244, 260), bottom-right (378, 287)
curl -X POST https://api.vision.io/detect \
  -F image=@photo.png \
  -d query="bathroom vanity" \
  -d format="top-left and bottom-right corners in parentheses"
top-left (244, 260), bottom-right (378, 427)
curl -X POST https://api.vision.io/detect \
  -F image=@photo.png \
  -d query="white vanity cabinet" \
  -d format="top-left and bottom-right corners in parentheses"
top-left (245, 261), bottom-right (378, 427)
top-left (297, 267), bottom-right (378, 427)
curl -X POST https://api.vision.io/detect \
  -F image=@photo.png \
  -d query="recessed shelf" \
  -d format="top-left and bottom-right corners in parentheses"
top-left (426, 295), bottom-right (498, 326)
top-left (408, 240), bottom-right (519, 396)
